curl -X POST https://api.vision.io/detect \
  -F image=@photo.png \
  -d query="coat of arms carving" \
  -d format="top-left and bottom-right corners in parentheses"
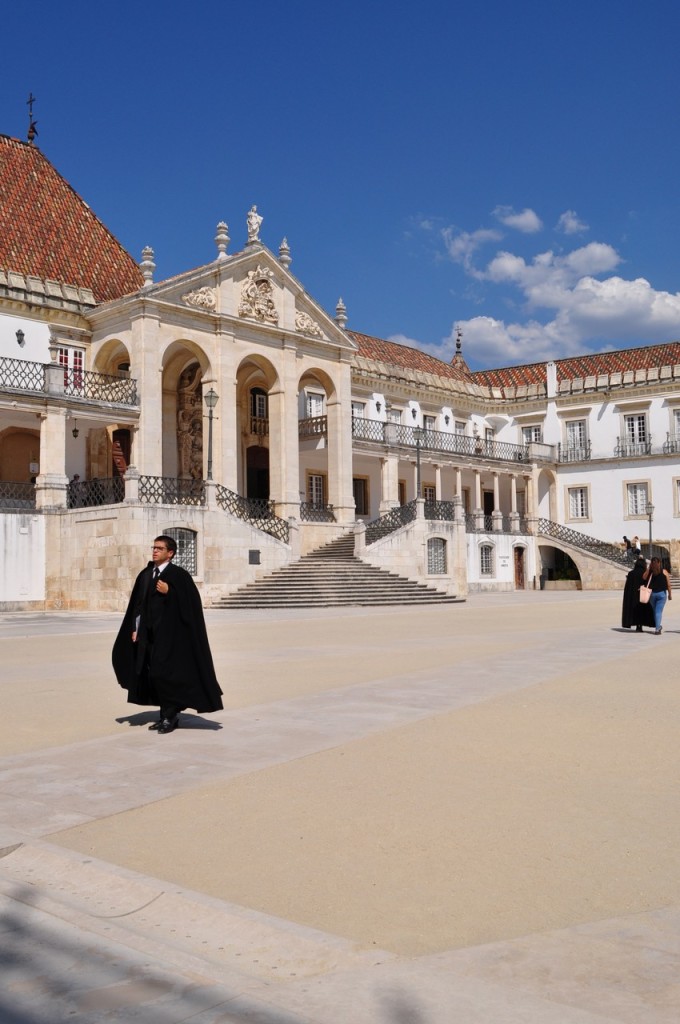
top-left (238, 266), bottom-right (279, 325)
top-left (181, 287), bottom-right (217, 311)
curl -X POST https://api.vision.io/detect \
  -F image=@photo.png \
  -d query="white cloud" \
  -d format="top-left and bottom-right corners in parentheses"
top-left (483, 242), bottom-right (621, 309)
top-left (442, 227), bottom-right (502, 274)
top-left (557, 209), bottom-right (589, 235)
top-left (492, 205), bottom-right (543, 233)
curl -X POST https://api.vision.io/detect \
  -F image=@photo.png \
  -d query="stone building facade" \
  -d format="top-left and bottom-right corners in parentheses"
top-left (1, 133), bottom-right (677, 609)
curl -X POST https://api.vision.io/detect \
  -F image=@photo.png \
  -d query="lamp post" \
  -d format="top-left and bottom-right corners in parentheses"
top-left (413, 425), bottom-right (424, 498)
top-left (204, 387), bottom-right (219, 480)
top-left (647, 502), bottom-right (654, 560)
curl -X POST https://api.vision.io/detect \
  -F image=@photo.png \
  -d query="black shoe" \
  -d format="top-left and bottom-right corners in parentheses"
top-left (635, 625), bottom-right (643, 632)
top-left (148, 719), bottom-right (162, 730)
top-left (157, 716), bottom-right (179, 734)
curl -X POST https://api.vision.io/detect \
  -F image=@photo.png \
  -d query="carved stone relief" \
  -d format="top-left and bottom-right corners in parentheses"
top-left (295, 309), bottom-right (323, 338)
top-left (181, 286), bottom-right (217, 311)
top-left (238, 265), bottom-right (279, 325)
top-left (177, 363), bottom-right (203, 480)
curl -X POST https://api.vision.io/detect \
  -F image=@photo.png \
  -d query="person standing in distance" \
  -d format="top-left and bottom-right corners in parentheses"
top-left (112, 535), bottom-right (223, 733)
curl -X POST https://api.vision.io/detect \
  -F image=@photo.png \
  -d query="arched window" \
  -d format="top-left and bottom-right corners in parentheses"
top-left (165, 528), bottom-right (198, 575)
top-left (480, 544), bottom-right (494, 576)
top-left (427, 537), bottom-right (447, 574)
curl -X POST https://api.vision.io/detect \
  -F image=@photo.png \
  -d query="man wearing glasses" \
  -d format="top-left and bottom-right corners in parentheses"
top-left (112, 535), bottom-right (223, 733)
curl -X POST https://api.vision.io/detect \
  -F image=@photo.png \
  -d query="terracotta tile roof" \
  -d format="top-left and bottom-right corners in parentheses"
top-left (0, 135), bottom-right (143, 302)
top-left (349, 330), bottom-right (472, 382)
top-left (472, 342), bottom-right (680, 388)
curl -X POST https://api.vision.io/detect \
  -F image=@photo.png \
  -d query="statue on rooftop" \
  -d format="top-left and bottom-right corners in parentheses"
top-left (247, 205), bottom-right (263, 243)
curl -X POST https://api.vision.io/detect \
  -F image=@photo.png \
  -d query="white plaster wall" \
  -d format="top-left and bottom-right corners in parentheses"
top-left (0, 312), bottom-right (51, 362)
top-left (0, 513), bottom-right (45, 602)
top-left (466, 532), bottom-right (536, 592)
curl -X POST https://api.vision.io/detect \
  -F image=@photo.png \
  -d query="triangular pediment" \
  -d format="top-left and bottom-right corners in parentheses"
top-left (134, 244), bottom-right (356, 353)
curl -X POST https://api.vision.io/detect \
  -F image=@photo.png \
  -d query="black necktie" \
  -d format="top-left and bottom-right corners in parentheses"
top-left (152, 567), bottom-right (160, 583)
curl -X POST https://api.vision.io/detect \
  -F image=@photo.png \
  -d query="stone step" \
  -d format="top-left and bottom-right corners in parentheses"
top-left (217, 530), bottom-right (459, 608)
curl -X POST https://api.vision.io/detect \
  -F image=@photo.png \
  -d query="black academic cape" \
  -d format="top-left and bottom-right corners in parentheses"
top-left (621, 560), bottom-right (655, 629)
top-left (112, 561), bottom-right (223, 713)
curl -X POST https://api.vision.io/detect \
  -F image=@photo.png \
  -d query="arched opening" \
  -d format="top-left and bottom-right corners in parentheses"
top-left (539, 545), bottom-right (582, 587)
top-left (161, 342), bottom-right (211, 482)
top-left (236, 355), bottom-right (280, 498)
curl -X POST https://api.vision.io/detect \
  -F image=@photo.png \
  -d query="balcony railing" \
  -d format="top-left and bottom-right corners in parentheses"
top-left (352, 417), bottom-right (554, 464)
top-left (663, 433), bottom-right (680, 454)
top-left (537, 518), bottom-right (630, 566)
top-left (0, 356), bottom-right (137, 406)
top-left (249, 415), bottom-right (269, 436)
top-left (0, 480), bottom-right (37, 512)
top-left (557, 442), bottom-right (592, 463)
top-left (216, 486), bottom-right (290, 542)
top-left (63, 367), bottom-right (138, 404)
top-left (299, 415), bottom-right (327, 439)
top-left (0, 356), bottom-right (45, 392)
top-left (614, 437), bottom-right (652, 458)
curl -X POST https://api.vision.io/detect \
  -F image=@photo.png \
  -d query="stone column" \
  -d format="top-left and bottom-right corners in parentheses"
top-left (434, 464), bottom-right (442, 500)
top-left (35, 408), bottom-right (68, 508)
top-left (124, 465), bottom-right (140, 504)
top-left (326, 362), bottom-right (356, 524)
top-left (379, 454), bottom-right (399, 514)
top-left (129, 310), bottom-right (163, 476)
top-left (455, 466), bottom-right (462, 498)
top-left (510, 473), bottom-right (520, 533)
top-left (492, 471), bottom-right (503, 531)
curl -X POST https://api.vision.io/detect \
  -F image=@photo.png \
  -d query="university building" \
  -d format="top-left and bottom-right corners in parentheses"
top-left (1, 133), bottom-right (677, 610)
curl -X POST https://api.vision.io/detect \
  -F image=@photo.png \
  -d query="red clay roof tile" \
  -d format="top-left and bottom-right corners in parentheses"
top-left (0, 135), bottom-right (143, 302)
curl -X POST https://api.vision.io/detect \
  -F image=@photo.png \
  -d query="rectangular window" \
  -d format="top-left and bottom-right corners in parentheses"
top-left (59, 346), bottom-right (84, 390)
top-left (306, 392), bottom-right (324, 417)
top-left (480, 545), bottom-right (494, 576)
top-left (455, 421), bottom-right (466, 435)
top-left (308, 473), bottom-right (326, 508)
top-left (353, 477), bottom-right (369, 516)
top-left (566, 420), bottom-right (586, 448)
top-left (423, 415), bottom-right (436, 431)
top-left (388, 408), bottom-right (402, 424)
top-left (627, 482), bottom-right (649, 516)
top-left (351, 401), bottom-right (365, 419)
top-left (568, 487), bottom-right (589, 519)
top-left (522, 425), bottom-right (542, 444)
top-left (674, 409), bottom-right (680, 440)
top-left (427, 537), bottom-right (447, 574)
top-left (625, 414), bottom-right (647, 444)
top-left (423, 485), bottom-right (436, 502)
top-left (252, 392), bottom-right (267, 418)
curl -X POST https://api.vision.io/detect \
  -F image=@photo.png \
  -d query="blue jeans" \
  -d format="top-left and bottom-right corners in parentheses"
top-left (649, 590), bottom-right (667, 630)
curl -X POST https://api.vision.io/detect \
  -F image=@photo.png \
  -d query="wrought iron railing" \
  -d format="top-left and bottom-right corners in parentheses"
top-left (557, 442), bottom-right (592, 463)
top-left (299, 501), bottom-right (336, 522)
top-left (216, 485), bottom-right (289, 542)
top-left (424, 500), bottom-right (457, 521)
top-left (139, 476), bottom-right (206, 506)
top-left (365, 500), bottom-right (418, 545)
top-left (63, 367), bottom-right (138, 404)
top-left (537, 518), bottom-right (629, 566)
top-left (0, 356), bottom-right (45, 392)
top-left (0, 480), bottom-right (37, 511)
top-left (0, 356), bottom-right (137, 405)
top-left (298, 415), bottom-right (327, 438)
top-left (352, 417), bottom-right (553, 464)
top-left (663, 433), bottom-right (679, 454)
top-left (67, 476), bottom-right (125, 508)
top-left (614, 437), bottom-right (652, 458)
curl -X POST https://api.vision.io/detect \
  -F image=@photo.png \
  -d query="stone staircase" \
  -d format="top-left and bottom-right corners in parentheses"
top-left (215, 533), bottom-right (462, 608)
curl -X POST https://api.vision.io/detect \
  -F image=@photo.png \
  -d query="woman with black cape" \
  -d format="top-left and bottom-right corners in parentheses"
top-left (622, 556), bottom-right (655, 632)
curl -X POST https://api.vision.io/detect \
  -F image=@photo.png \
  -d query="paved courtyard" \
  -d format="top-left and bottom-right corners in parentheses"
top-left (1, 591), bottom-right (679, 1023)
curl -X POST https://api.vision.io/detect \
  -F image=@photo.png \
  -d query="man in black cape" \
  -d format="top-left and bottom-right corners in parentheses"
top-left (621, 556), bottom-right (655, 632)
top-left (113, 535), bottom-right (223, 733)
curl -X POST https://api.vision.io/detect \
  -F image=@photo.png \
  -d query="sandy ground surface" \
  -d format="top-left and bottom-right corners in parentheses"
top-left (2, 591), bottom-right (680, 1022)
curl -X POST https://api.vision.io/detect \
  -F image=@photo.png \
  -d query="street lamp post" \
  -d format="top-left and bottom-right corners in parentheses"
top-left (647, 502), bottom-right (654, 560)
top-left (204, 387), bottom-right (219, 480)
top-left (413, 425), bottom-right (424, 498)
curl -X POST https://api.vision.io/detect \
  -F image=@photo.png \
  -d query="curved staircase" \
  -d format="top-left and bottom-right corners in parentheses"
top-left (214, 533), bottom-right (463, 608)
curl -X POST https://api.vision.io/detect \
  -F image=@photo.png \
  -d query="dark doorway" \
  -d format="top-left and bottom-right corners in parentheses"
top-left (483, 490), bottom-right (494, 515)
top-left (514, 547), bottom-right (525, 589)
top-left (112, 429), bottom-right (131, 477)
top-left (246, 446), bottom-right (269, 500)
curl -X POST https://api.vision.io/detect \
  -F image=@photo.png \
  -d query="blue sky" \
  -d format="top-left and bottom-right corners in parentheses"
top-left (3, 0), bottom-right (680, 370)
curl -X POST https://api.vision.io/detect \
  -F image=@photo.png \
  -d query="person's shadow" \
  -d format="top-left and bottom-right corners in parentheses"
top-left (116, 711), bottom-right (222, 731)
